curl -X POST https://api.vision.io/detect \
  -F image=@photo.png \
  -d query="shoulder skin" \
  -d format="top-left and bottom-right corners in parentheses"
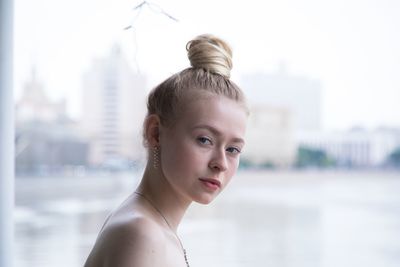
top-left (84, 215), bottom-right (167, 267)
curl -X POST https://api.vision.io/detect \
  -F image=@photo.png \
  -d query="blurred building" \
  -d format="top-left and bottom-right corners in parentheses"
top-left (297, 128), bottom-right (400, 167)
top-left (243, 104), bottom-right (296, 167)
top-left (15, 67), bottom-right (67, 123)
top-left (15, 68), bottom-right (88, 174)
top-left (81, 44), bottom-right (147, 166)
top-left (241, 64), bottom-right (322, 131)
top-left (16, 121), bottom-right (89, 174)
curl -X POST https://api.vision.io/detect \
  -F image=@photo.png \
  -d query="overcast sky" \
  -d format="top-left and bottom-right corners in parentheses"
top-left (14, 0), bottom-right (400, 131)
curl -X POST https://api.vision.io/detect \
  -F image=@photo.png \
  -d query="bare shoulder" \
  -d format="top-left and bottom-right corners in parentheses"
top-left (84, 213), bottom-right (167, 267)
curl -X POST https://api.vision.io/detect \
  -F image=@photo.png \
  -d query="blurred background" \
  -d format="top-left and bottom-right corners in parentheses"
top-left (13, 0), bottom-right (400, 266)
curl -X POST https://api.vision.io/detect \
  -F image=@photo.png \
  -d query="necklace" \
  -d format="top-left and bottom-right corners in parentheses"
top-left (134, 191), bottom-right (190, 267)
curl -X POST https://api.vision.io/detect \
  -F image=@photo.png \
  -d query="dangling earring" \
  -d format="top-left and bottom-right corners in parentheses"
top-left (153, 146), bottom-right (159, 169)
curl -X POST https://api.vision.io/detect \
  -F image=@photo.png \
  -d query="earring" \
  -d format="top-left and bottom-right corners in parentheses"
top-left (153, 146), bottom-right (159, 169)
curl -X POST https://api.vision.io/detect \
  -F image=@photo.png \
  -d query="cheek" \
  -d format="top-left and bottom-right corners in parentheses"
top-left (224, 158), bottom-right (240, 183)
top-left (161, 139), bottom-right (203, 177)
top-left (229, 156), bottom-right (240, 172)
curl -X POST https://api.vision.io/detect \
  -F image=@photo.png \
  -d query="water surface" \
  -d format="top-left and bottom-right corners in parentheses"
top-left (15, 170), bottom-right (400, 267)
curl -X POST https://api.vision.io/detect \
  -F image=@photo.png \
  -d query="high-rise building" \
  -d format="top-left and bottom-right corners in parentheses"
top-left (81, 45), bottom-right (147, 166)
top-left (243, 104), bottom-right (296, 167)
top-left (241, 65), bottom-right (322, 131)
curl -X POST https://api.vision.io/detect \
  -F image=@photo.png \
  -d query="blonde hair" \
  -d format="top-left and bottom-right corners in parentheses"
top-left (144, 34), bottom-right (247, 143)
top-left (186, 34), bottom-right (233, 78)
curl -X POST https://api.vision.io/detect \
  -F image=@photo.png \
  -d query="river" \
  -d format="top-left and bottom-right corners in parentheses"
top-left (15, 170), bottom-right (400, 267)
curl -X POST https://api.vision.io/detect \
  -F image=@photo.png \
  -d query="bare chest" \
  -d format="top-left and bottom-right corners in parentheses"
top-left (163, 233), bottom-right (190, 267)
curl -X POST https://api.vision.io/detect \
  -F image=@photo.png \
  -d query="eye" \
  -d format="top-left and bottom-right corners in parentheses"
top-left (197, 136), bottom-right (212, 145)
top-left (226, 147), bottom-right (241, 154)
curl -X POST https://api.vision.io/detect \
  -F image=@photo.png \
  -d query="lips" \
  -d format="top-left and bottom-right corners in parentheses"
top-left (199, 178), bottom-right (221, 190)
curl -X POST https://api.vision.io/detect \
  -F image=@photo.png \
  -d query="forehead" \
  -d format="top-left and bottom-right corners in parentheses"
top-left (177, 94), bottom-right (247, 138)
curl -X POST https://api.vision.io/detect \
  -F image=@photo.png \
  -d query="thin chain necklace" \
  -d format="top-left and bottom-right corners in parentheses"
top-left (134, 191), bottom-right (190, 267)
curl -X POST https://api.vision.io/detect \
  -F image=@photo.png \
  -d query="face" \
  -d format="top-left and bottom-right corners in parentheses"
top-left (158, 94), bottom-right (247, 204)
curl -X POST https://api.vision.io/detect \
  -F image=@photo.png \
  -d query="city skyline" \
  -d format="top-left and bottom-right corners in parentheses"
top-left (14, 0), bottom-right (400, 131)
top-left (14, 45), bottom-right (400, 169)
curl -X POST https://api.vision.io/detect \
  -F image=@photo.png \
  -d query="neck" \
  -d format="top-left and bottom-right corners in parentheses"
top-left (135, 164), bottom-right (192, 232)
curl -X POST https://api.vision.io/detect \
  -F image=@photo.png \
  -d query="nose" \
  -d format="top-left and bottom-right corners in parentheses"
top-left (209, 148), bottom-right (228, 172)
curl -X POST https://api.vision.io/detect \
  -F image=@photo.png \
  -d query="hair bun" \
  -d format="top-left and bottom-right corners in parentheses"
top-left (186, 34), bottom-right (233, 78)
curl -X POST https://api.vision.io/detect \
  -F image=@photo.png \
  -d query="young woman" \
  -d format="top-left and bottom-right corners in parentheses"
top-left (83, 34), bottom-right (249, 267)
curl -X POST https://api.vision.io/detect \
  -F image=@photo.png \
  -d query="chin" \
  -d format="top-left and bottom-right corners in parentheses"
top-left (194, 194), bottom-right (217, 205)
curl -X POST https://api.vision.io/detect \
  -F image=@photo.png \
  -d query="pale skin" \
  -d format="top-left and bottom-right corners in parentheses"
top-left (84, 94), bottom-right (248, 267)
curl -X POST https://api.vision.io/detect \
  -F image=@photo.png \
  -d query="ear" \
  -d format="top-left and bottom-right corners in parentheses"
top-left (144, 114), bottom-right (161, 147)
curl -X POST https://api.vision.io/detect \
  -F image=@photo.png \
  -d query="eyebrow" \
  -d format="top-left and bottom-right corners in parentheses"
top-left (191, 124), bottom-right (245, 144)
